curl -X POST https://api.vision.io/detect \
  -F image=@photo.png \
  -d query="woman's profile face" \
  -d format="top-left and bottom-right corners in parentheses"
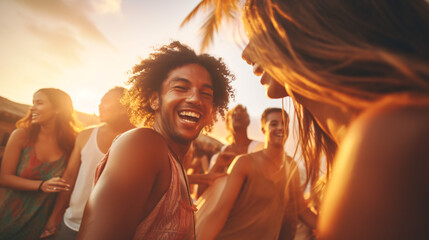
top-left (242, 45), bottom-right (287, 99)
top-left (260, 73), bottom-right (288, 99)
top-left (30, 91), bottom-right (57, 125)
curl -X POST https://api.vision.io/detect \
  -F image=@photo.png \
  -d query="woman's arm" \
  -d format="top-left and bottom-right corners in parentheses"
top-left (196, 155), bottom-right (250, 240)
top-left (77, 128), bottom-right (169, 240)
top-left (41, 129), bottom-right (92, 238)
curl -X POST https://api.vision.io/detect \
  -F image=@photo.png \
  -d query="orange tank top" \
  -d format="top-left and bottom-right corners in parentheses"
top-left (94, 150), bottom-right (196, 239)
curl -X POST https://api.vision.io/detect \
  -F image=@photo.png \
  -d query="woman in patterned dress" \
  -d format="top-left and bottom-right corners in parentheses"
top-left (0, 88), bottom-right (80, 239)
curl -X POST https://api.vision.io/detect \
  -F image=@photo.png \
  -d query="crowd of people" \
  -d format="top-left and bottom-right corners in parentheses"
top-left (1, 0), bottom-right (429, 239)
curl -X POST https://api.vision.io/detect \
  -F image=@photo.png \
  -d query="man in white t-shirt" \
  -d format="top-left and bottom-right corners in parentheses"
top-left (40, 87), bottom-right (135, 239)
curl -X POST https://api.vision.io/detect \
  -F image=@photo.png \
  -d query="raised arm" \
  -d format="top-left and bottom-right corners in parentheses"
top-left (77, 128), bottom-right (168, 240)
top-left (196, 155), bottom-right (250, 240)
top-left (318, 105), bottom-right (429, 240)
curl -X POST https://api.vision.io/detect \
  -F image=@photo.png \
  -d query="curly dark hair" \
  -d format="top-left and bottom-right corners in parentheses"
top-left (123, 41), bottom-right (235, 131)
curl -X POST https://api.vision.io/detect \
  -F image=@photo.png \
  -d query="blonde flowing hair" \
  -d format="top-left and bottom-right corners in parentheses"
top-left (181, 0), bottom-right (429, 190)
top-left (242, 0), bottom-right (429, 186)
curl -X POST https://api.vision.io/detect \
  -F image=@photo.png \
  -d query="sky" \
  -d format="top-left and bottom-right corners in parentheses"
top-left (0, 0), bottom-right (297, 149)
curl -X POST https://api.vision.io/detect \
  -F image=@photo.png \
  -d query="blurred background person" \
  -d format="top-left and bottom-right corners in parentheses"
top-left (0, 88), bottom-right (79, 239)
top-left (183, 136), bottom-right (228, 200)
top-left (41, 87), bottom-right (135, 239)
top-left (196, 104), bottom-right (264, 204)
top-left (209, 104), bottom-right (263, 173)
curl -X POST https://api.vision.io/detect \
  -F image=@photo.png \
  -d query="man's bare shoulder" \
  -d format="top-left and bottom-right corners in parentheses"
top-left (109, 128), bottom-right (168, 164)
top-left (101, 128), bottom-right (169, 183)
top-left (117, 127), bottom-right (164, 143)
top-left (228, 152), bottom-right (256, 174)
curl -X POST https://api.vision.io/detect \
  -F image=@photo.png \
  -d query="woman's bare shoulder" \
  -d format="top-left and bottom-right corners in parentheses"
top-left (8, 128), bottom-right (29, 145)
top-left (353, 97), bottom-right (429, 148)
top-left (320, 96), bottom-right (429, 240)
top-left (344, 97), bottom-right (429, 172)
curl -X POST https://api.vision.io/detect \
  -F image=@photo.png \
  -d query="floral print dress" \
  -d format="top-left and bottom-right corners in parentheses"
top-left (0, 145), bottom-right (66, 240)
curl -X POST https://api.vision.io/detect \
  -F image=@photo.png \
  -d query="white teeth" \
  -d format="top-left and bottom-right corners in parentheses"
top-left (182, 118), bottom-right (196, 123)
top-left (179, 111), bottom-right (201, 119)
top-left (274, 132), bottom-right (284, 137)
top-left (252, 63), bottom-right (264, 76)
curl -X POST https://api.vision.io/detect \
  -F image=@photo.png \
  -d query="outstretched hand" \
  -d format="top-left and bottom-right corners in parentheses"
top-left (187, 172), bottom-right (227, 185)
top-left (40, 177), bottom-right (70, 193)
top-left (201, 172), bottom-right (227, 185)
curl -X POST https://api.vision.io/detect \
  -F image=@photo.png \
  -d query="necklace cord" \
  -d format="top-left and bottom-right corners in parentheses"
top-left (166, 145), bottom-right (197, 240)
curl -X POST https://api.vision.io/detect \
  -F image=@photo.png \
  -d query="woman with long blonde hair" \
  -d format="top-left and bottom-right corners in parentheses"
top-left (185, 0), bottom-right (429, 239)
top-left (0, 88), bottom-right (80, 239)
